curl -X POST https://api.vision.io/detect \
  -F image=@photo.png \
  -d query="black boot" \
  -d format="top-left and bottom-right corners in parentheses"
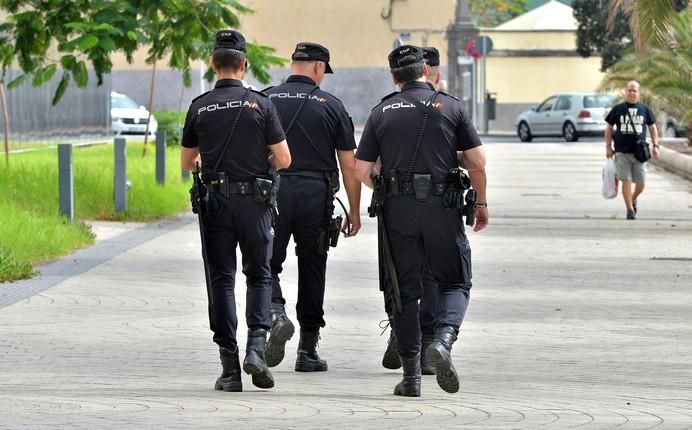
top-left (420, 334), bottom-right (436, 375)
top-left (265, 303), bottom-right (295, 367)
top-left (393, 354), bottom-right (421, 397)
top-left (295, 329), bottom-right (328, 372)
top-left (243, 329), bottom-right (275, 389)
top-left (214, 346), bottom-right (242, 392)
top-left (425, 326), bottom-right (460, 393)
top-left (382, 324), bottom-right (401, 370)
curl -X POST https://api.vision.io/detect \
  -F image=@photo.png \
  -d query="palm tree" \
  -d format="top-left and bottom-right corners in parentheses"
top-left (602, 6), bottom-right (691, 141)
top-left (608, 0), bottom-right (688, 51)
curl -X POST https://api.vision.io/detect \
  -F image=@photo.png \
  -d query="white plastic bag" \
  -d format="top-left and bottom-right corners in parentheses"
top-left (602, 158), bottom-right (618, 199)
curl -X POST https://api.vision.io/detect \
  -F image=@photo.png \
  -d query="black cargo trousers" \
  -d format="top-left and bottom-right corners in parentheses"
top-left (384, 194), bottom-right (472, 358)
top-left (270, 175), bottom-right (333, 331)
top-left (382, 240), bottom-right (439, 336)
top-left (204, 193), bottom-right (274, 351)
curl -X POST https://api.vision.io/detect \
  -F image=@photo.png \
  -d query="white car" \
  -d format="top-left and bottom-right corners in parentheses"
top-left (110, 91), bottom-right (158, 137)
top-left (515, 92), bottom-right (617, 142)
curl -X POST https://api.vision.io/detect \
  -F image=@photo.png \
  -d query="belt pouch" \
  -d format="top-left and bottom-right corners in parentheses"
top-left (413, 174), bottom-right (432, 202)
top-left (388, 169), bottom-right (399, 196)
top-left (254, 178), bottom-right (273, 202)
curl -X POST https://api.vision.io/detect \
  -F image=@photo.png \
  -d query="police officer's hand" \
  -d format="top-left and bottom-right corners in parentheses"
top-left (473, 207), bottom-right (489, 232)
top-left (343, 212), bottom-right (361, 237)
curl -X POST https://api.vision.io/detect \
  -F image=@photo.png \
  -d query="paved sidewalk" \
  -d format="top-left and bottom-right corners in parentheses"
top-left (1, 142), bottom-right (691, 429)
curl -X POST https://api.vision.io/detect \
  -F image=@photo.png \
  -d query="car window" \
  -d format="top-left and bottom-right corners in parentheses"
top-left (555, 96), bottom-right (572, 111)
top-left (111, 94), bottom-right (140, 109)
top-left (583, 94), bottom-right (617, 108)
top-left (537, 96), bottom-right (557, 112)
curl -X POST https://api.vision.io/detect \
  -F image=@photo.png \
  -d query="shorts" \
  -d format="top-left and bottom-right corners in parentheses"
top-left (614, 152), bottom-right (646, 184)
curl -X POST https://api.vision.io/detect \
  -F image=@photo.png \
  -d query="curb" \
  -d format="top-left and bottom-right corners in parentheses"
top-left (652, 139), bottom-right (692, 181)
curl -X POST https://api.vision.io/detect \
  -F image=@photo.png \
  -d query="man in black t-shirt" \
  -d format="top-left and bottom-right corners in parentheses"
top-left (262, 42), bottom-right (361, 373)
top-left (355, 45), bottom-right (488, 397)
top-left (181, 30), bottom-right (291, 393)
top-left (605, 80), bottom-right (659, 219)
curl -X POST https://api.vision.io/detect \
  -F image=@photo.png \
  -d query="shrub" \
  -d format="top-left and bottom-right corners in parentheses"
top-left (155, 110), bottom-right (186, 147)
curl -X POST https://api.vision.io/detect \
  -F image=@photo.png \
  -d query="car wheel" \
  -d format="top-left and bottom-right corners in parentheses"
top-left (563, 122), bottom-right (578, 142)
top-left (518, 121), bottom-right (532, 142)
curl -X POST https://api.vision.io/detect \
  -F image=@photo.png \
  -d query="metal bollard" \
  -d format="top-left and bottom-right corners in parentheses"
top-left (179, 126), bottom-right (190, 181)
top-left (58, 144), bottom-right (74, 222)
top-left (155, 131), bottom-right (166, 185)
top-left (114, 137), bottom-right (127, 213)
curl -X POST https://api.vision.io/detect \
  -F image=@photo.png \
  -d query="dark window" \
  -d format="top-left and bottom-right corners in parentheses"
top-left (537, 96), bottom-right (557, 112)
top-left (555, 96), bottom-right (572, 111)
top-left (583, 94), bottom-right (617, 108)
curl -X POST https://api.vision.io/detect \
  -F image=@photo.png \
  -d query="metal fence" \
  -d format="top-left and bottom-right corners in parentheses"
top-left (1, 69), bottom-right (111, 150)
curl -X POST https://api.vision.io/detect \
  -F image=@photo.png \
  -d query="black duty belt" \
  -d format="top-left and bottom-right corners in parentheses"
top-left (389, 181), bottom-right (450, 196)
top-left (279, 169), bottom-right (330, 180)
top-left (205, 180), bottom-right (254, 197)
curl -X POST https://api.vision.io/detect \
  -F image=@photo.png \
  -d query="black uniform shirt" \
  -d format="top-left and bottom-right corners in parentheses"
top-left (605, 102), bottom-right (655, 153)
top-left (263, 75), bottom-right (356, 172)
top-left (182, 79), bottom-right (285, 181)
top-left (356, 81), bottom-right (482, 182)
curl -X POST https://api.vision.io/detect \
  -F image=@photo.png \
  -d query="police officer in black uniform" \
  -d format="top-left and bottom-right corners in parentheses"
top-left (381, 46), bottom-right (445, 376)
top-left (355, 45), bottom-right (489, 396)
top-left (262, 42), bottom-right (361, 372)
top-left (181, 30), bottom-right (292, 392)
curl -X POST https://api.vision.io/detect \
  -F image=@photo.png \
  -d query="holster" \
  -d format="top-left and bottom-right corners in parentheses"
top-left (368, 175), bottom-right (384, 218)
top-left (463, 189), bottom-right (477, 227)
top-left (317, 214), bottom-right (343, 255)
top-left (447, 168), bottom-right (471, 190)
top-left (326, 170), bottom-right (340, 193)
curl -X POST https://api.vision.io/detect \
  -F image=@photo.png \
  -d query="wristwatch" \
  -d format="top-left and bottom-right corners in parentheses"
top-left (474, 202), bottom-right (488, 209)
top-left (653, 143), bottom-right (660, 149)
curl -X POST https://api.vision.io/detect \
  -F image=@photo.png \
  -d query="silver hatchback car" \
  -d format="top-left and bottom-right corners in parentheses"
top-left (516, 92), bottom-right (617, 142)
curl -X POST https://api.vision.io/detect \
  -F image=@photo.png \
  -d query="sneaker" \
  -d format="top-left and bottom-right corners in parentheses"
top-left (633, 200), bottom-right (638, 214)
top-left (626, 209), bottom-right (636, 220)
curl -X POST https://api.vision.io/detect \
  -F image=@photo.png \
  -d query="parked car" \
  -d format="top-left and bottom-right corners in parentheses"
top-left (516, 92), bottom-right (617, 142)
top-left (110, 91), bottom-right (158, 137)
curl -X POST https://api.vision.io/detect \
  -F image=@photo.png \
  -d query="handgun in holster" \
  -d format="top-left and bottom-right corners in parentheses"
top-left (462, 188), bottom-right (477, 227)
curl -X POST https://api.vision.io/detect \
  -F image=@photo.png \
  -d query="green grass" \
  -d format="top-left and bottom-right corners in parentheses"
top-left (0, 242), bottom-right (35, 282)
top-left (0, 141), bottom-right (190, 282)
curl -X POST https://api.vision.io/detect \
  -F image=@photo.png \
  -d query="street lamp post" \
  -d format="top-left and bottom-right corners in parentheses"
top-left (447, 0), bottom-right (478, 111)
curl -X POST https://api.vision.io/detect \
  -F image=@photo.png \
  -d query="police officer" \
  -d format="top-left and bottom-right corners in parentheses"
top-left (262, 42), bottom-right (361, 372)
top-left (181, 30), bottom-right (292, 392)
top-left (380, 46), bottom-right (445, 376)
top-left (355, 45), bottom-right (489, 396)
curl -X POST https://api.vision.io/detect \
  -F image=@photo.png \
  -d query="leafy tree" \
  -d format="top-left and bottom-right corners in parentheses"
top-left (0, 0), bottom-right (285, 162)
top-left (470, 0), bottom-right (530, 27)
top-left (574, 0), bottom-right (633, 71)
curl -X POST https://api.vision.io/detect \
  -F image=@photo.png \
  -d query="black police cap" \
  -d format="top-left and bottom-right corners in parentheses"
top-left (214, 29), bottom-right (246, 53)
top-left (388, 45), bottom-right (424, 69)
top-left (422, 47), bottom-right (440, 67)
top-left (292, 42), bottom-right (333, 74)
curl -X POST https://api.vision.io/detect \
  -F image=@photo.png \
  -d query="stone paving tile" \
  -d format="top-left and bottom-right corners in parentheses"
top-left (1, 142), bottom-right (691, 429)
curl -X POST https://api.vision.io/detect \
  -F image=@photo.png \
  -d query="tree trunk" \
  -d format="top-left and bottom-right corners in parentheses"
top-left (142, 61), bottom-right (157, 157)
top-left (0, 82), bottom-right (10, 167)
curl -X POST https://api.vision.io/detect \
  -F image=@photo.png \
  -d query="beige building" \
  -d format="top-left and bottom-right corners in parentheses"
top-left (111, 0), bottom-right (604, 130)
top-left (480, 1), bottom-right (604, 129)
